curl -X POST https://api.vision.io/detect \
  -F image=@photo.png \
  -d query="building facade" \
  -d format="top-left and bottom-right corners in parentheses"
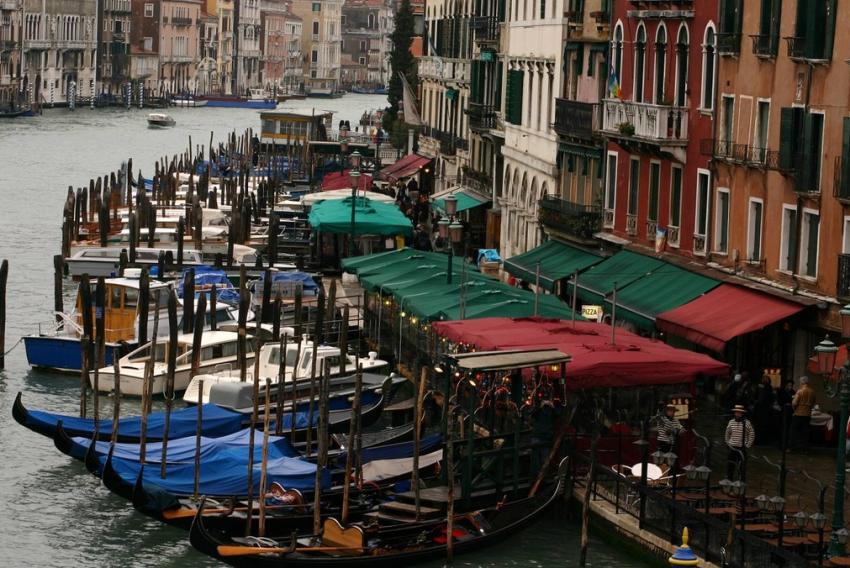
top-left (236, 0), bottom-right (261, 92)
top-left (340, 0), bottom-right (392, 89)
top-left (159, 0), bottom-right (201, 93)
top-left (22, 0), bottom-right (97, 105)
top-left (0, 0), bottom-right (23, 106)
top-left (291, 0), bottom-right (342, 94)
top-left (97, 0), bottom-right (132, 95)
top-left (196, 1), bottom-right (218, 93)
top-left (129, 0), bottom-right (159, 92)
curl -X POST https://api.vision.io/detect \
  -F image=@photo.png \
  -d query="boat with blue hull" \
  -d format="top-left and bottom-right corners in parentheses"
top-left (24, 334), bottom-right (118, 373)
top-left (199, 90), bottom-right (278, 109)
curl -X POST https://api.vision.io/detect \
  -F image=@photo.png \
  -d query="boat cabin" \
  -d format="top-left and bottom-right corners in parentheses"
top-left (76, 277), bottom-right (171, 343)
top-left (259, 109), bottom-right (334, 146)
top-left (125, 331), bottom-right (240, 366)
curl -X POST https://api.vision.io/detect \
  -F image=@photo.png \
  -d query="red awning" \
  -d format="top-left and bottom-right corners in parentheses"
top-left (321, 169), bottom-right (373, 191)
top-left (656, 284), bottom-right (804, 353)
top-left (379, 153), bottom-right (431, 182)
top-left (432, 317), bottom-right (728, 390)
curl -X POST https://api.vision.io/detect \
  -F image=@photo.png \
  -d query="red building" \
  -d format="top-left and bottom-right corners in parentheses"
top-left (601, 1), bottom-right (717, 259)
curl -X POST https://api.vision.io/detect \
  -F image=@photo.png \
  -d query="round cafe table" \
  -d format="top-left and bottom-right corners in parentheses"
top-left (631, 463), bottom-right (663, 480)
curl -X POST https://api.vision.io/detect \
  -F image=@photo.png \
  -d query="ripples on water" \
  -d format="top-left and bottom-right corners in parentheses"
top-left (0, 97), bottom-right (647, 567)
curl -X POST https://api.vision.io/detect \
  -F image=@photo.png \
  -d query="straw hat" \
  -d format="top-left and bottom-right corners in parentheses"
top-left (732, 405), bottom-right (747, 413)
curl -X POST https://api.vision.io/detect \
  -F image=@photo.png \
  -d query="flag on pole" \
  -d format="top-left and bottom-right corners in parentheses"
top-left (607, 66), bottom-right (621, 99)
top-left (399, 72), bottom-right (422, 126)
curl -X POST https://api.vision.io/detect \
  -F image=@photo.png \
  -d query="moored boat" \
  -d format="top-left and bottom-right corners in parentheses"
top-left (172, 96), bottom-right (209, 108)
top-left (65, 247), bottom-right (204, 278)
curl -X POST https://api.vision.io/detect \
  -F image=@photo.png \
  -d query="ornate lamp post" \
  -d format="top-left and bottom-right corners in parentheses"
top-left (348, 150), bottom-right (362, 257)
top-left (438, 195), bottom-right (463, 284)
top-left (683, 430), bottom-right (712, 516)
top-left (813, 313), bottom-right (850, 557)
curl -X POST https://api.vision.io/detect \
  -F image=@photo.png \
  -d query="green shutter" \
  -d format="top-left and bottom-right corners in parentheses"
top-left (779, 107), bottom-right (802, 170)
top-left (770, 0), bottom-right (782, 53)
top-left (576, 44), bottom-right (585, 75)
top-left (841, 117), bottom-right (850, 198)
top-left (800, 112), bottom-right (815, 189)
top-left (505, 69), bottom-right (524, 125)
top-left (824, 0), bottom-right (837, 60)
top-left (805, 1), bottom-right (826, 59)
top-left (470, 60), bottom-right (480, 103)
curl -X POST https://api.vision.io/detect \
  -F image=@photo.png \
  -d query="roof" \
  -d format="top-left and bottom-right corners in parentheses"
top-left (301, 188), bottom-right (395, 207)
top-left (378, 153), bottom-right (431, 182)
top-left (177, 330), bottom-right (239, 346)
top-left (504, 240), bottom-right (602, 292)
top-left (320, 169), bottom-right (373, 191)
top-left (656, 284), bottom-right (805, 353)
top-left (308, 197), bottom-right (413, 237)
top-left (433, 317), bottom-right (729, 389)
top-left (568, 250), bottom-right (665, 305)
top-left (432, 188), bottom-right (490, 214)
top-left (449, 349), bottom-right (571, 371)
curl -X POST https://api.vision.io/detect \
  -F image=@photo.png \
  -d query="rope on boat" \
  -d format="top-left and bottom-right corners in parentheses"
top-left (2, 337), bottom-right (23, 356)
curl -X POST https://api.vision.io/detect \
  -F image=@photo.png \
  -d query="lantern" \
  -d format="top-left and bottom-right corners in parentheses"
top-left (683, 465), bottom-right (697, 481)
top-left (349, 150), bottom-right (362, 169)
top-left (438, 217), bottom-right (450, 240)
top-left (836, 528), bottom-right (849, 545)
top-left (695, 465), bottom-right (711, 481)
top-left (810, 512), bottom-right (827, 530)
top-left (815, 335), bottom-right (839, 376)
top-left (768, 496), bottom-right (785, 513)
top-left (651, 450), bottom-right (665, 466)
top-left (793, 510), bottom-right (809, 529)
top-left (842, 304), bottom-right (850, 338)
top-left (449, 220), bottom-right (464, 244)
top-left (444, 194), bottom-right (458, 217)
top-left (755, 494), bottom-right (769, 511)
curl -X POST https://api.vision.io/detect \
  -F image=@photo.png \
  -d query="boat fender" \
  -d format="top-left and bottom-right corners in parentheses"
top-left (368, 351), bottom-right (377, 361)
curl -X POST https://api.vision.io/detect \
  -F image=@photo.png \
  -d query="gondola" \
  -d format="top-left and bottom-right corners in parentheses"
top-left (189, 458), bottom-right (569, 567)
top-left (14, 379), bottom-right (389, 444)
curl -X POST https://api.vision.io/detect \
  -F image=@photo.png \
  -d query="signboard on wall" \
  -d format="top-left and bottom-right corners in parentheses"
top-left (581, 305), bottom-right (603, 322)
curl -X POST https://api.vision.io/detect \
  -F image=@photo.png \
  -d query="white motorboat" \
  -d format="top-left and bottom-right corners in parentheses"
top-left (97, 330), bottom-right (256, 397)
top-left (183, 338), bottom-right (388, 404)
top-left (65, 247), bottom-right (204, 278)
top-left (172, 97), bottom-right (208, 108)
top-left (147, 113), bottom-right (176, 128)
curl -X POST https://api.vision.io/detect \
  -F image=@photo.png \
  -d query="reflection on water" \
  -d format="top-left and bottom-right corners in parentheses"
top-left (0, 98), bottom-right (648, 567)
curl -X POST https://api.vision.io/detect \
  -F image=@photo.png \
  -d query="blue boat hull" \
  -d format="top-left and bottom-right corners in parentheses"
top-left (24, 334), bottom-right (121, 373)
top-left (203, 99), bottom-right (277, 109)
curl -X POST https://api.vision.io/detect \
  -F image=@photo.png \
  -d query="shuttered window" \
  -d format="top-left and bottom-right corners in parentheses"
top-left (470, 60), bottom-right (481, 104)
top-left (799, 112), bottom-right (824, 193)
top-left (505, 69), bottom-right (524, 125)
top-left (840, 117), bottom-right (850, 199)
top-left (794, 0), bottom-right (836, 60)
top-left (718, 0), bottom-right (742, 53)
top-left (778, 107), bottom-right (803, 171)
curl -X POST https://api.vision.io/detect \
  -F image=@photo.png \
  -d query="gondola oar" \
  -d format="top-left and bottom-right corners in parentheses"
top-left (160, 290), bottom-right (178, 478)
top-left (258, 378), bottom-right (272, 536)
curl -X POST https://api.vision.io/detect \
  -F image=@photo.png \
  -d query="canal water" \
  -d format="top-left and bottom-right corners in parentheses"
top-left (0, 96), bottom-right (647, 567)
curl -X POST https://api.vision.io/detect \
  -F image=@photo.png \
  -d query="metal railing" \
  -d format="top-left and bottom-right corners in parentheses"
top-left (602, 99), bottom-right (688, 143)
top-left (554, 98), bottom-right (600, 137)
top-left (471, 15), bottom-right (500, 43)
top-left (716, 32), bottom-right (741, 55)
top-left (468, 102), bottom-right (498, 131)
top-left (838, 254), bottom-right (850, 299)
top-left (785, 36), bottom-right (806, 59)
top-left (539, 195), bottom-right (602, 240)
top-left (751, 34), bottom-right (778, 57)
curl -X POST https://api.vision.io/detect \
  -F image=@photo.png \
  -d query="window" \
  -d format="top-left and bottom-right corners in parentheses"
top-left (778, 107), bottom-right (804, 170)
top-left (144, 2), bottom-right (153, 17)
top-left (358, 56), bottom-right (366, 65)
top-left (612, 23), bottom-right (623, 90)
top-left (755, 0), bottom-right (781, 55)
top-left (701, 26), bottom-right (716, 110)
top-left (359, 40), bottom-right (366, 52)
top-left (367, 13), bottom-right (375, 28)
top-left (654, 25), bottom-right (667, 104)
top-left (695, 169), bottom-right (710, 237)
top-left (801, 112), bottom-right (824, 193)
top-left (799, 210), bottom-right (819, 277)
top-left (748, 199), bottom-right (763, 261)
top-left (604, 152), bottom-right (617, 213)
top-left (721, 96), bottom-right (734, 151)
top-left (634, 25), bottom-right (646, 103)
top-left (843, 216), bottom-right (850, 253)
top-left (312, 1), bottom-right (320, 11)
top-left (669, 165), bottom-right (682, 227)
top-left (675, 26), bottom-right (688, 107)
top-left (312, 21), bottom-right (319, 35)
top-left (753, 100), bottom-right (770, 162)
top-left (648, 162), bottom-right (660, 221)
top-left (627, 158), bottom-right (639, 215)
top-left (718, 0), bottom-right (742, 53)
top-left (143, 36), bottom-right (152, 51)
top-left (715, 189), bottom-right (730, 253)
top-left (840, 118), bottom-right (850, 199)
top-left (311, 49), bottom-right (318, 63)
top-left (792, 0), bottom-right (836, 60)
top-left (780, 205), bottom-right (798, 271)
top-left (505, 69), bottom-right (524, 125)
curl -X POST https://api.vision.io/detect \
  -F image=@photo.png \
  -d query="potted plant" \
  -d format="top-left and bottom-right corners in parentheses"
top-left (618, 122), bottom-right (635, 136)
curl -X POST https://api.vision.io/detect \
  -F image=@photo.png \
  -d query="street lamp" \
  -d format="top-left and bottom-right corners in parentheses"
top-left (812, 319), bottom-right (850, 557)
top-left (348, 153), bottom-right (362, 257)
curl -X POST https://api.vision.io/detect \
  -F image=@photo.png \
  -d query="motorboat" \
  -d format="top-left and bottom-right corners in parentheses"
top-left (183, 338), bottom-right (389, 404)
top-left (171, 96), bottom-right (208, 108)
top-left (65, 247), bottom-right (204, 278)
top-left (147, 113), bottom-right (176, 128)
top-left (96, 330), bottom-right (257, 397)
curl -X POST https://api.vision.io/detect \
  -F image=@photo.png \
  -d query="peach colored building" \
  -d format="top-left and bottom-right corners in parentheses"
top-left (159, 0), bottom-right (202, 93)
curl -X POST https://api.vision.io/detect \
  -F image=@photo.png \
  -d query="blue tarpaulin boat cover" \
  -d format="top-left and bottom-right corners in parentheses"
top-left (177, 266), bottom-right (241, 305)
top-left (255, 271), bottom-right (319, 294)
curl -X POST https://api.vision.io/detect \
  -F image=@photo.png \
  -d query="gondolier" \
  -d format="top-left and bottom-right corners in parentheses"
top-left (657, 403), bottom-right (683, 453)
top-left (724, 405), bottom-right (754, 479)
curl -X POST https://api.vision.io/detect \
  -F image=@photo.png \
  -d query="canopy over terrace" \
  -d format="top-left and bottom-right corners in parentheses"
top-left (342, 249), bottom-right (572, 322)
top-left (308, 197), bottom-right (413, 238)
top-left (320, 169), bottom-right (374, 191)
top-left (504, 240), bottom-right (602, 292)
top-left (432, 317), bottom-right (728, 389)
top-left (301, 188), bottom-right (395, 208)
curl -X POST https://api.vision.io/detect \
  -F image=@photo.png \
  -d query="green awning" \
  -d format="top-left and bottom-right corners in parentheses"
top-left (480, 48), bottom-right (497, 62)
top-left (309, 197), bottom-right (413, 238)
top-left (433, 189), bottom-right (490, 213)
top-left (504, 240), bottom-right (602, 292)
top-left (590, 43), bottom-right (608, 53)
top-left (445, 88), bottom-right (459, 100)
top-left (344, 248), bottom-right (574, 322)
top-left (558, 142), bottom-right (602, 160)
top-left (567, 250), bottom-right (666, 305)
top-left (604, 265), bottom-right (720, 331)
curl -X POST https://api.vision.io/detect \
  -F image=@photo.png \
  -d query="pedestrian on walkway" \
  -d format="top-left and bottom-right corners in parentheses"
top-left (791, 376), bottom-right (816, 451)
top-left (754, 374), bottom-right (775, 445)
top-left (725, 405), bottom-right (754, 479)
top-left (657, 403), bottom-right (683, 454)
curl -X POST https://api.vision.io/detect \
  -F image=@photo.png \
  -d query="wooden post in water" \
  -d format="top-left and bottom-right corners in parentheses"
top-left (209, 284), bottom-right (218, 332)
top-left (289, 329), bottom-right (302, 440)
top-left (182, 268), bottom-right (195, 334)
top-left (139, 289), bottom-right (162, 465)
top-left (261, 268), bottom-right (272, 323)
top-left (193, 379), bottom-right (204, 498)
top-left (80, 335), bottom-right (90, 418)
top-left (111, 346), bottom-right (121, 445)
top-left (53, 254), bottom-right (65, 324)
top-left (268, 213), bottom-right (278, 268)
top-left (313, 360), bottom-right (330, 536)
top-left (177, 216), bottom-right (185, 266)
top-left (293, 287), bottom-right (303, 338)
top-left (305, 335), bottom-right (319, 457)
top-left (238, 285), bottom-right (249, 382)
top-left (413, 366), bottom-right (428, 520)
top-left (190, 294), bottom-right (207, 379)
top-left (92, 277), bottom-right (106, 428)
top-left (79, 274), bottom-right (94, 417)
top-left (275, 328), bottom-right (288, 435)
top-left (341, 365), bottom-right (363, 524)
top-left (324, 280), bottom-right (337, 345)
top-left (244, 354), bottom-right (262, 536)
top-left (271, 293), bottom-right (281, 342)
top-left (137, 268), bottom-right (150, 346)
top-left (258, 378), bottom-right (272, 537)
top-left (579, 435), bottom-right (599, 567)
top-left (0, 259), bottom-right (7, 370)
top-left (160, 290), bottom-right (178, 478)
top-left (339, 306), bottom-right (349, 375)
top-left (128, 211), bottom-right (137, 263)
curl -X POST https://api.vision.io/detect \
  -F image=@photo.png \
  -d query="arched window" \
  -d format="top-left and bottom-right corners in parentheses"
top-left (611, 22), bottom-right (624, 93)
top-left (675, 25), bottom-right (689, 107)
top-left (634, 24), bottom-right (646, 103)
top-left (654, 25), bottom-right (667, 104)
top-left (701, 25), bottom-right (716, 110)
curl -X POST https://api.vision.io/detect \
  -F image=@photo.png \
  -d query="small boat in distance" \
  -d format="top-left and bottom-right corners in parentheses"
top-left (172, 96), bottom-right (208, 108)
top-left (147, 113), bottom-right (176, 128)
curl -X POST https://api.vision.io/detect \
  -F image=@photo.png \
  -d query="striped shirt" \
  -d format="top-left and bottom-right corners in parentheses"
top-left (657, 415), bottom-right (682, 444)
top-left (725, 418), bottom-right (755, 449)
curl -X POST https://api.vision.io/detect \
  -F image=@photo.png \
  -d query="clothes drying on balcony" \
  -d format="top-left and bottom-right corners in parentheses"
top-left (504, 240), bottom-right (602, 292)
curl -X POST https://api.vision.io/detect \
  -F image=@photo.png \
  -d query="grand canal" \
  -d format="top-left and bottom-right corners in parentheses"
top-left (0, 96), bottom-right (647, 567)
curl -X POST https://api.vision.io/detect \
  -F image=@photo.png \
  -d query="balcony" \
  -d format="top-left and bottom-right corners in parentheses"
top-left (468, 102), bottom-right (497, 131)
top-left (785, 36), bottom-right (806, 60)
top-left (471, 16), bottom-right (499, 43)
top-left (172, 17), bottom-right (193, 26)
top-left (715, 32), bottom-right (741, 55)
top-left (538, 195), bottom-right (602, 242)
top-left (839, 254), bottom-right (850, 299)
top-left (1, 0), bottom-right (18, 10)
top-left (554, 98), bottom-right (600, 139)
top-left (601, 99), bottom-right (688, 148)
top-left (625, 214), bottom-right (637, 236)
top-left (750, 34), bottom-right (777, 58)
top-left (418, 56), bottom-right (470, 82)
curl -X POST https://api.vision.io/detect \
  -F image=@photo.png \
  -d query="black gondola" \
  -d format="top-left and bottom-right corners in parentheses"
top-left (188, 458), bottom-right (569, 567)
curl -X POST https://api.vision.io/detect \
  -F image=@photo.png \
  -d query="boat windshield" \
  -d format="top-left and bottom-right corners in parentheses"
top-left (266, 344), bottom-right (300, 367)
top-left (175, 341), bottom-right (239, 365)
top-left (127, 341), bottom-right (168, 362)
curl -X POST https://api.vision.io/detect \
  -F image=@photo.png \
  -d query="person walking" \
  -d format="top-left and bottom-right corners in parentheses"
top-left (657, 403), bottom-right (683, 454)
top-left (791, 376), bottom-right (816, 451)
top-left (725, 405), bottom-right (755, 479)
